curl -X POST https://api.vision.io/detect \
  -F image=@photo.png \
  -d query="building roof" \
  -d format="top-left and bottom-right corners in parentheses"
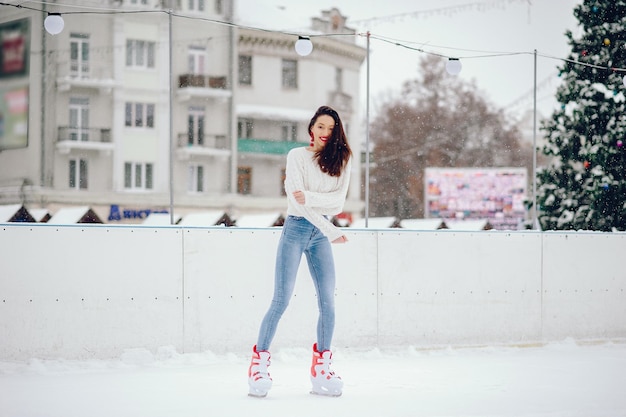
top-left (47, 207), bottom-right (103, 224)
top-left (29, 208), bottom-right (52, 222)
top-left (235, 213), bottom-right (284, 227)
top-left (441, 219), bottom-right (493, 231)
top-left (179, 211), bottom-right (233, 226)
top-left (0, 204), bottom-right (36, 222)
top-left (0, 204), bottom-right (23, 222)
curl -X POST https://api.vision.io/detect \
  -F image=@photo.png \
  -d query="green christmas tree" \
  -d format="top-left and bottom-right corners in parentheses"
top-left (537, 0), bottom-right (626, 231)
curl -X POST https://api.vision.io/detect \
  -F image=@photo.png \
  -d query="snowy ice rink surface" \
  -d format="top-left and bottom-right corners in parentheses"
top-left (1, 339), bottom-right (625, 417)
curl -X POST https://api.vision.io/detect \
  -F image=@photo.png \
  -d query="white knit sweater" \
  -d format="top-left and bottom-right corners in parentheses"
top-left (284, 146), bottom-right (352, 241)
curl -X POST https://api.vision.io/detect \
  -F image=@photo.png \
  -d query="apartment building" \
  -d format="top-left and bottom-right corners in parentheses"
top-left (235, 7), bottom-right (366, 212)
top-left (0, 1), bottom-right (366, 223)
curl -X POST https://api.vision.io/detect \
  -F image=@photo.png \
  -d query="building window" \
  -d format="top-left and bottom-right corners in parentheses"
top-left (124, 162), bottom-right (154, 190)
top-left (188, 0), bottom-right (205, 11)
top-left (70, 34), bottom-right (89, 78)
top-left (282, 59), bottom-right (297, 89)
top-left (215, 135), bottom-right (227, 149)
top-left (147, 104), bottom-right (155, 127)
top-left (125, 102), bottom-right (155, 128)
top-left (281, 122), bottom-right (297, 141)
top-left (188, 164), bottom-right (204, 192)
top-left (188, 46), bottom-right (206, 73)
top-left (69, 97), bottom-right (89, 141)
top-left (237, 166), bottom-right (252, 195)
top-left (280, 168), bottom-right (286, 196)
top-left (238, 119), bottom-right (253, 138)
top-left (69, 158), bottom-right (88, 189)
top-left (335, 67), bottom-right (343, 92)
top-left (238, 55), bottom-right (252, 85)
top-left (187, 106), bottom-right (205, 146)
top-left (126, 39), bottom-right (155, 68)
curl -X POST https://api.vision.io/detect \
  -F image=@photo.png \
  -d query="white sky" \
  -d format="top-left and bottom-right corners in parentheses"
top-left (236, 0), bottom-right (581, 121)
top-left (1, 341), bottom-right (625, 416)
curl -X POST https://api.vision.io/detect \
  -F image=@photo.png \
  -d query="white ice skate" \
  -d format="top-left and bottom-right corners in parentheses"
top-left (248, 345), bottom-right (272, 397)
top-left (310, 343), bottom-right (343, 397)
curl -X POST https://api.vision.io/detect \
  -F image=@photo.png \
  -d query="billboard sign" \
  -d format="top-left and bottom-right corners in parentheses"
top-left (424, 167), bottom-right (527, 230)
top-left (0, 18), bottom-right (30, 150)
top-left (0, 18), bottom-right (30, 79)
top-left (0, 86), bottom-right (28, 150)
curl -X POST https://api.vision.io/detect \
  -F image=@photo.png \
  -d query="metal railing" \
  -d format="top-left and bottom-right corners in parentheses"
top-left (178, 74), bottom-right (227, 89)
top-left (177, 133), bottom-right (228, 149)
top-left (55, 56), bottom-right (114, 81)
top-left (56, 127), bottom-right (112, 143)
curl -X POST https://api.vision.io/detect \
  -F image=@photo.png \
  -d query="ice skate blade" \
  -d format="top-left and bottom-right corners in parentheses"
top-left (248, 378), bottom-right (271, 398)
top-left (310, 389), bottom-right (342, 397)
top-left (248, 390), bottom-right (268, 398)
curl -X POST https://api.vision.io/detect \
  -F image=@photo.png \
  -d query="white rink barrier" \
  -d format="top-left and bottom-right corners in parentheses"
top-left (1, 224), bottom-right (625, 360)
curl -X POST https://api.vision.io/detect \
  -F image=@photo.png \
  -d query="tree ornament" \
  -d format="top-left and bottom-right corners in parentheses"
top-left (602, 184), bottom-right (609, 190)
top-left (582, 49), bottom-right (588, 56)
top-left (603, 38), bottom-right (611, 46)
top-left (584, 160), bottom-right (591, 169)
top-left (618, 140), bottom-right (623, 147)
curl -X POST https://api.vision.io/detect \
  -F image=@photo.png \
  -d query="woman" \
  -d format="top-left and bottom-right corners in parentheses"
top-left (248, 105), bottom-right (352, 398)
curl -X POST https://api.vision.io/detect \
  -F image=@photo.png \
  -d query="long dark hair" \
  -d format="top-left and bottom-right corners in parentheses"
top-left (308, 105), bottom-right (352, 177)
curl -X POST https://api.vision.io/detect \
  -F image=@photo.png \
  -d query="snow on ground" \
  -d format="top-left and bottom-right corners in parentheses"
top-left (1, 339), bottom-right (626, 417)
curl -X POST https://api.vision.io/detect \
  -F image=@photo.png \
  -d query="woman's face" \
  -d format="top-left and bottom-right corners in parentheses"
top-left (309, 114), bottom-right (335, 152)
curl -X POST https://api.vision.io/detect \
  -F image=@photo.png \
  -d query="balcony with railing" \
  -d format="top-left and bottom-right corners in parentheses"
top-left (175, 132), bottom-right (231, 159)
top-left (56, 57), bottom-right (116, 93)
top-left (55, 127), bottom-right (114, 154)
top-left (238, 138), bottom-right (306, 156)
top-left (177, 74), bottom-right (232, 101)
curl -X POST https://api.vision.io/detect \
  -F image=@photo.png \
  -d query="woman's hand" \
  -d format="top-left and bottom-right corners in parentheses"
top-left (293, 190), bottom-right (345, 244)
top-left (293, 190), bottom-right (306, 205)
top-left (332, 235), bottom-right (348, 244)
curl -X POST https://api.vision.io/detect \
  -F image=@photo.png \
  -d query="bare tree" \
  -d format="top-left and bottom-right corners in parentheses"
top-left (368, 55), bottom-right (531, 218)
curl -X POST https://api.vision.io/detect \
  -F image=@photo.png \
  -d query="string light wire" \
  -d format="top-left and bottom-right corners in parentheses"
top-left (2, 0), bottom-right (626, 74)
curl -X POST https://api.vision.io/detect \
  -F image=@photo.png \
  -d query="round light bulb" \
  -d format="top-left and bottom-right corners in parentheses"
top-left (445, 58), bottom-right (462, 75)
top-left (295, 37), bottom-right (313, 57)
top-left (44, 13), bottom-right (64, 35)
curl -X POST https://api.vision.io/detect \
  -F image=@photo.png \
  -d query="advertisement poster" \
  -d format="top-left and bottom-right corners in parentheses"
top-left (0, 18), bottom-right (30, 78)
top-left (424, 167), bottom-right (528, 230)
top-left (0, 86), bottom-right (29, 150)
top-left (0, 18), bottom-right (30, 150)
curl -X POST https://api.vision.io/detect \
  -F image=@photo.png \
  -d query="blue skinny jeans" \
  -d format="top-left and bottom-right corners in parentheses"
top-left (256, 215), bottom-right (336, 352)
